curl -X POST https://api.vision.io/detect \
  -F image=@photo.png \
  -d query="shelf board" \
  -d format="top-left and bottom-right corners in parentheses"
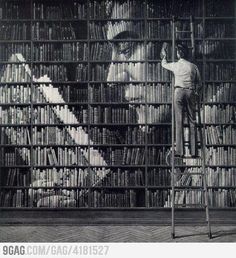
top-left (0, 40), bottom-right (31, 43)
top-left (32, 60), bottom-right (88, 64)
top-left (32, 19), bottom-right (87, 22)
top-left (33, 39), bottom-right (87, 43)
top-left (0, 123), bottom-right (234, 127)
top-left (0, 82), bottom-right (31, 85)
top-left (32, 102), bottom-right (88, 106)
top-left (0, 144), bottom-right (235, 148)
top-left (0, 207), bottom-right (235, 211)
top-left (1, 186), bottom-right (235, 190)
top-left (0, 103), bottom-right (31, 106)
top-left (0, 186), bottom-right (146, 190)
top-left (206, 38), bottom-right (236, 41)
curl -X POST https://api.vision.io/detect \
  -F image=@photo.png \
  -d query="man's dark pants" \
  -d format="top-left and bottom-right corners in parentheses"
top-left (174, 87), bottom-right (197, 156)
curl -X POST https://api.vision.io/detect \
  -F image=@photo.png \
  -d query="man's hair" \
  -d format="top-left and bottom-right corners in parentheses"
top-left (176, 43), bottom-right (189, 59)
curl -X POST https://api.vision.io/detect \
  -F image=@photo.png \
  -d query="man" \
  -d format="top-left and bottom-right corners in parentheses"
top-left (161, 43), bottom-right (202, 157)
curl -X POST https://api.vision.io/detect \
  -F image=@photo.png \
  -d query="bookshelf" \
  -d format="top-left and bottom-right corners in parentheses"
top-left (0, 0), bottom-right (235, 223)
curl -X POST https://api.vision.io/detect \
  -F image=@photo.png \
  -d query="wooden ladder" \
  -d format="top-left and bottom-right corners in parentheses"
top-left (170, 16), bottom-right (212, 239)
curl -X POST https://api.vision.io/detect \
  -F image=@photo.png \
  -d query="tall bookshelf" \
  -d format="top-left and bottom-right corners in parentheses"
top-left (0, 0), bottom-right (235, 222)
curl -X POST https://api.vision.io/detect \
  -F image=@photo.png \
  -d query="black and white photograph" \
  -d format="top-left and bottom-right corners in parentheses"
top-left (0, 0), bottom-right (235, 250)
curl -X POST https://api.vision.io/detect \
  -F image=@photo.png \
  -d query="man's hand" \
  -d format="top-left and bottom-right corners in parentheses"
top-left (160, 42), bottom-right (168, 59)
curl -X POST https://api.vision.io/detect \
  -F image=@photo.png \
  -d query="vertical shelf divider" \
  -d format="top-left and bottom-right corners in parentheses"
top-left (29, 0), bottom-right (34, 208)
top-left (87, 0), bottom-right (91, 208)
top-left (144, 0), bottom-right (148, 208)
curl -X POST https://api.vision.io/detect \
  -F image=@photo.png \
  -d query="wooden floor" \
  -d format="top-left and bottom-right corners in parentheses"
top-left (0, 225), bottom-right (236, 242)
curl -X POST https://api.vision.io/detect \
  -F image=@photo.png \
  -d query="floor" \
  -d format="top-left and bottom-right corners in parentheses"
top-left (0, 225), bottom-right (236, 242)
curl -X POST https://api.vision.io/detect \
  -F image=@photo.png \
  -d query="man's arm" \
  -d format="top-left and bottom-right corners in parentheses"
top-left (161, 56), bottom-right (176, 72)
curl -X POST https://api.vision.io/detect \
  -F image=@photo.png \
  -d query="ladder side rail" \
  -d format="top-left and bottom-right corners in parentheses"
top-left (171, 16), bottom-right (176, 239)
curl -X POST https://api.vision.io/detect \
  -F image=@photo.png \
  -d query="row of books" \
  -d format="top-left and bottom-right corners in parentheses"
top-left (0, 64), bottom-right (31, 83)
top-left (0, 126), bottom-right (31, 145)
top-left (1, 124), bottom-right (170, 145)
top-left (57, 85), bottom-right (88, 103)
top-left (106, 0), bottom-right (145, 19)
top-left (91, 189), bottom-right (139, 207)
top-left (1, 188), bottom-right (235, 208)
top-left (206, 0), bottom-right (235, 17)
top-left (90, 126), bottom-right (145, 145)
top-left (206, 168), bottom-right (236, 187)
top-left (32, 126), bottom-right (88, 145)
top-left (2, 168), bottom-right (31, 187)
top-left (0, 105), bottom-right (233, 126)
top-left (0, 106), bottom-right (31, 124)
top-left (32, 22), bottom-right (84, 40)
top-left (0, 1), bottom-right (30, 19)
top-left (0, 148), bottom-right (30, 165)
top-left (92, 168), bottom-right (145, 186)
top-left (89, 105), bottom-right (171, 124)
top-left (147, 168), bottom-right (171, 186)
top-left (31, 168), bottom-right (90, 188)
top-left (2, 63), bottom-right (233, 84)
top-left (0, 82), bottom-right (233, 105)
top-left (147, 21), bottom-right (202, 39)
top-left (147, 189), bottom-right (169, 207)
top-left (0, 189), bottom-right (30, 207)
top-left (33, 146), bottom-right (88, 166)
top-left (75, 64), bottom-right (88, 81)
top-left (1, 144), bottom-right (235, 167)
top-left (33, 1), bottom-right (87, 20)
top-left (90, 106), bottom-right (136, 124)
top-left (4, 167), bottom-right (235, 188)
top-left (0, 44), bottom-right (31, 62)
top-left (147, 63), bottom-right (172, 81)
top-left (204, 41), bottom-right (236, 59)
top-left (33, 43), bottom-right (88, 61)
top-left (183, 146), bottom-right (236, 167)
top-left (205, 125), bottom-right (236, 145)
top-left (205, 63), bottom-right (235, 80)
top-left (0, 23), bottom-right (30, 40)
top-left (206, 22), bottom-right (235, 38)
top-left (98, 147), bottom-right (145, 165)
top-left (105, 63), bottom-right (172, 82)
top-left (33, 65), bottom-right (68, 81)
top-left (106, 21), bottom-right (145, 40)
top-left (30, 167), bottom-right (145, 188)
top-left (204, 105), bottom-right (235, 123)
top-left (90, 42), bottom-right (112, 61)
top-left (166, 189), bottom-right (236, 208)
top-left (90, 83), bottom-right (172, 103)
top-left (205, 83), bottom-right (235, 103)
top-left (33, 105), bottom-right (88, 124)
top-left (0, 84), bottom-right (31, 104)
top-left (206, 147), bottom-right (236, 166)
top-left (146, 0), bottom-right (202, 18)
top-left (33, 84), bottom-right (88, 104)
top-left (0, 41), bottom-right (233, 63)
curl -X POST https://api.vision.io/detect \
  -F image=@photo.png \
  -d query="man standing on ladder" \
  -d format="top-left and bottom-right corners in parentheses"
top-left (161, 43), bottom-right (202, 158)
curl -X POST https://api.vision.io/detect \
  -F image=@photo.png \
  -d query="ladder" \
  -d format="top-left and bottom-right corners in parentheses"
top-left (169, 16), bottom-right (212, 239)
